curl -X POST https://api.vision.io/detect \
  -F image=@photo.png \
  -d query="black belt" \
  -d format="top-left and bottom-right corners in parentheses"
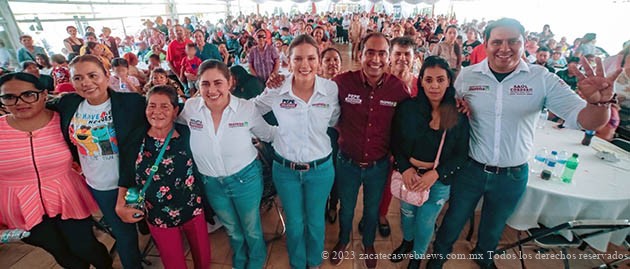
top-left (273, 153), bottom-right (331, 171)
top-left (469, 158), bottom-right (527, 174)
top-left (338, 152), bottom-right (388, 169)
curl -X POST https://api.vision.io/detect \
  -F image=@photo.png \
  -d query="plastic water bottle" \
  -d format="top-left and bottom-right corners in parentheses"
top-left (541, 151), bottom-right (558, 180)
top-left (537, 108), bottom-right (548, 129)
top-left (0, 229), bottom-right (30, 243)
top-left (581, 130), bottom-right (595, 146)
top-left (531, 148), bottom-right (548, 174)
top-left (561, 153), bottom-right (579, 183)
top-left (557, 150), bottom-right (569, 170)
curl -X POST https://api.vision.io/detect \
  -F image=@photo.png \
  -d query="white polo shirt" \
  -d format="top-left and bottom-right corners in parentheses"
top-left (177, 95), bottom-right (275, 177)
top-left (456, 59), bottom-right (586, 167)
top-left (254, 75), bottom-right (341, 163)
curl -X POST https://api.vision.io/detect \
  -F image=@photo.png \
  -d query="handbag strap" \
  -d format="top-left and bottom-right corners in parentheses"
top-left (139, 128), bottom-right (175, 199)
top-left (433, 130), bottom-right (447, 169)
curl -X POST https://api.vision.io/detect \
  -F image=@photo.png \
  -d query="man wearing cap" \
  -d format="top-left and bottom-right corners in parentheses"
top-left (427, 18), bottom-right (620, 269)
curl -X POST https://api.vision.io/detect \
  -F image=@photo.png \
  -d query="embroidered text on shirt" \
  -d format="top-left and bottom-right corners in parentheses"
top-left (280, 99), bottom-right (298, 109)
top-left (469, 85), bottom-right (490, 92)
top-left (379, 100), bottom-right (397, 107)
top-left (509, 84), bottom-right (533, 96)
top-left (189, 119), bottom-right (204, 130)
top-left (344, 94), bottom-right (362, 104)
top-left (228, 122), bottom-right (249, 128)
top-left (312, 103), bottom-right (329, 108)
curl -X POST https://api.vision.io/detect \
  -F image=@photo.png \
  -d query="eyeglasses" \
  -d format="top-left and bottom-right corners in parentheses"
top-left (0, 90), bottom-right (44, 106)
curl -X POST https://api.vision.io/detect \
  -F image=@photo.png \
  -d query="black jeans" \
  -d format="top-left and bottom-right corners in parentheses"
top-left (22, 215), bottom-right (112, 269)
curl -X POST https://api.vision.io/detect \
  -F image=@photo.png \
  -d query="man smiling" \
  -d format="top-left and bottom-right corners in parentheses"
top-left (329, 33), bottom-right (410, 269)
top-left (427, 18), bottom-right (620, 269)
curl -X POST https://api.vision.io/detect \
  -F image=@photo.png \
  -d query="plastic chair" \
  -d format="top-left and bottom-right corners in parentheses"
top-left (497, 219), bottom-right (630, 269)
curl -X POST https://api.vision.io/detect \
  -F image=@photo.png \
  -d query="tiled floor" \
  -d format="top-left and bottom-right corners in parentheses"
top-left (1, 43), bottom-right (628, 269)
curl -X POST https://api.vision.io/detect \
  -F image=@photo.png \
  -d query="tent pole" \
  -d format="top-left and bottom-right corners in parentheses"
top-left (257, 3), bottom-right (260, 15)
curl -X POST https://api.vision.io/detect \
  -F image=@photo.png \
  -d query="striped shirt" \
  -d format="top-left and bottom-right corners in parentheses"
top-left (0, 113), bottom-right (98, 230)
top-left (248, 44), bottom-right (279, 83)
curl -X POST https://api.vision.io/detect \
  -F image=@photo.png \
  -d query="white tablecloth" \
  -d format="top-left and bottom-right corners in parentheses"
top-left (506, 121), bottom-right (630, 252)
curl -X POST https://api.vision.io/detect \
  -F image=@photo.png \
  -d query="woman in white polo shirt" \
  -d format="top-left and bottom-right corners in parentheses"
top-left (177, 60), bottom-right (275, 269)
top-left (254, 34), bottom-right (340, 269)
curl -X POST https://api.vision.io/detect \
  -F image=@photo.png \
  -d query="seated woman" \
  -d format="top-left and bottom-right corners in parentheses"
top-left (389, 56), bottom-right (470, 269)
top-left (253, 35), bottom-right (340, 269)
top-left (143, 68), bottom-right (185, 97)
top-left (178, 60), bottom-right (275, 269)
top-left (0, 72), bottom-right (111, 268)
top-left (116, 85), bottom-right (211, 269)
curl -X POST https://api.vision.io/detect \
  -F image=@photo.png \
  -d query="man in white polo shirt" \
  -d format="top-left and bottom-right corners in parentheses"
top-left (427, 18), bottom-right (620, 269)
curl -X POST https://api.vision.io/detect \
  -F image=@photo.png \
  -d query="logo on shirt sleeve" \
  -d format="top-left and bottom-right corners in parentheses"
top-left (509, 84), bottom-right (533, 96)
top-left (189, 119), bottom-right (204, 130)
top-left (280, 99), bottom-right (298, 109)
top-left (344, 94), bottom-right (362, 104)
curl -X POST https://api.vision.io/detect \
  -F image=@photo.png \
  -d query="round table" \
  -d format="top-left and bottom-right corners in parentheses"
top-left (506, 121), bottom-right (630, 252)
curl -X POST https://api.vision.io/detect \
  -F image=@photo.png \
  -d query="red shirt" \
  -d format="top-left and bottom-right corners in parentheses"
top-left (180, 56), bottom-right (202, 75)
top-left (51, 66), bottom-right (70, 86)
top-left (469, 45), bottom-right (487, 66)
top-left (167, 39), bottom-right (193, 75)
top-left (333, 71), bottom-right (410, 162)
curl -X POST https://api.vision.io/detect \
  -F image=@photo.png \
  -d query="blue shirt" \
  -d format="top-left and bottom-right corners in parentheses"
top-left (16, 46), bottom-right (46, 64)
top-left (195, 43), bottom-right (222, 62)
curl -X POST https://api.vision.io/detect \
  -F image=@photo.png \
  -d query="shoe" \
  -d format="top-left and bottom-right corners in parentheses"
top-left (326, 208), bottom-right (337, 224)
top-left (364, 245), bottom-right (377, 268)
top-left (390, 240), bottom-right (414, 263)
top-left (426, 257), bottom-right (446, 269)
top-left (378, 221), bottom-right (391, 237)
top-left (407, 258), bottom-right (421, 269)
top-left (329, 242), bottom-right (349, 266)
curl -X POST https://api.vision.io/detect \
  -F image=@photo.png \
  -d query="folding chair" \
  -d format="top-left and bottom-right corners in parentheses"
top-left (497, 219), bottom-right (630, 269)
top-left (254, 139), bottom-right (286, 243)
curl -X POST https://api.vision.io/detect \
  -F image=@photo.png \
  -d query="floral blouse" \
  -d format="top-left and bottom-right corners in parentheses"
top-left (134, 130), bottom-right (203, 228)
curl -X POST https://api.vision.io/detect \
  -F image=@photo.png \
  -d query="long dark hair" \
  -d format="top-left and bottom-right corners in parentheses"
top-left (416, 56), bottom-right (459, 130)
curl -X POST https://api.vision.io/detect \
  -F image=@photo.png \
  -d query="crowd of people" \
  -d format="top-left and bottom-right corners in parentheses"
top-left (0, 9), bottom-right (627, 269)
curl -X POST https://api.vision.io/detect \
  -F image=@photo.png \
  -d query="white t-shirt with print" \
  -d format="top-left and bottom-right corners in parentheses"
top-left (70, 99), bottom-right (120, 190)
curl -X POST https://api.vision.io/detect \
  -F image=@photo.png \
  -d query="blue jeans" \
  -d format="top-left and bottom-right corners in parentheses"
top-left (272, 157), bottom-right (334, 269)
top-left (336, 153), bottom-right (390, 247)
top-left (202, 160), bottom-right (266, 269)
top-left (432, 160), bottom-right (528, 266)
top-left (400, 180), bottom-right (450, 256)
top-left (90, 187), bottom-right (142, 269)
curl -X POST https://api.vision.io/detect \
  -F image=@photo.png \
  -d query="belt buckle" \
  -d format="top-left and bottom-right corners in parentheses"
top-left (291, 162), bottom-right (310, 171)
top-left (483, 164), bottom-right (499, 174)
top-left (358, 162), bottom-right (370, 168)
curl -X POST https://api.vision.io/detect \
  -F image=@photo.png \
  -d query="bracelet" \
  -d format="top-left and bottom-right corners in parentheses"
top-left (589, 94), bottom-right (618, 107)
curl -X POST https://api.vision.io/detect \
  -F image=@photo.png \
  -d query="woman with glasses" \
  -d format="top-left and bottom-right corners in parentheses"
top-left (248, 29), bottom-right (280, 83)
top-left (0, 72), bottom-right (112, 268)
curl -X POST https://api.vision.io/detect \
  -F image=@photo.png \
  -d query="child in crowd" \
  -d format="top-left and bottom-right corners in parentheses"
top-left (50, 54), bottom-right (74, 94)
top-left (548, 50), bottom-right (568, 69)
top-left (147, 54), bottom-right (162, 74)
top-left (109, 57), bottom-right (140, 93)
top-left (143, 67), bottom-right (185, 97)
top-left (179, 43), bottom-right (202, 96)
top-left (35, 53), bottom-right (52, 75)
